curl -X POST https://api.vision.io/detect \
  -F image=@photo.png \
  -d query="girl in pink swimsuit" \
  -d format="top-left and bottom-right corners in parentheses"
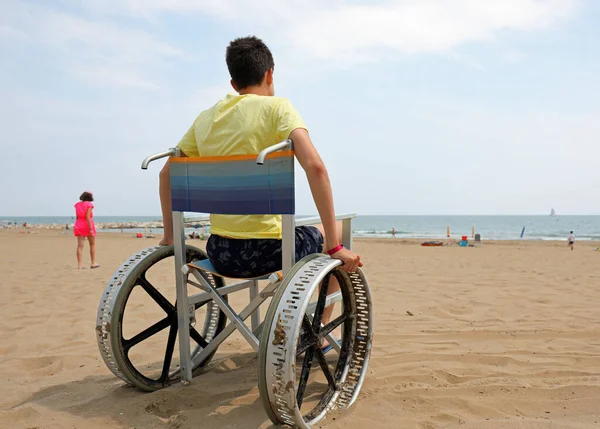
top-left (74, 191), bottom-right (99, 269)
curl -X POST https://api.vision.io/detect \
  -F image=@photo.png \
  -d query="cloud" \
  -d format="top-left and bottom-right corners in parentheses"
top-left (1, 0), bottom-right (580, 89)
top-left (90, 0), bottom-right (581, 63)
top-left (285, 0), bottom-right (580, 62)
top-left (0, 1), bottom-right (184, 89)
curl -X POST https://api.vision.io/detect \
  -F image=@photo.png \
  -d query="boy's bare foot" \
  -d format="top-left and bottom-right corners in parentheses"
top-left (158, 238), bottom-right (173, 246)
top-left (321, 327), bottom-right (342, 350)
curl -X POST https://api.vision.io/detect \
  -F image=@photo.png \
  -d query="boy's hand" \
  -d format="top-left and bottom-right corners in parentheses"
top-left (330, 247), bottom-right (363, 272)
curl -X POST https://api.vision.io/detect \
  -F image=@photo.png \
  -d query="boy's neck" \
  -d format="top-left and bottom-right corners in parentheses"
top-left (239, 85), bottom-right (270, 96)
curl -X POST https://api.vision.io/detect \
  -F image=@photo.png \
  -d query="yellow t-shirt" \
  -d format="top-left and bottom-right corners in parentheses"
top-left (177, 94), bottom-right (306, 239)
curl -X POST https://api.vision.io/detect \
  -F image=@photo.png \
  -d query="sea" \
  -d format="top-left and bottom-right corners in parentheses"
top-left (1, 215), bottom-right (599, 241)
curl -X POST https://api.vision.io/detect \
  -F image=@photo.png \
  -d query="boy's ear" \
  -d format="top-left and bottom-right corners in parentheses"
top-left (230, 79), bottom-right (239, 92)
top-left (265, 68), bottom-right (273, 85)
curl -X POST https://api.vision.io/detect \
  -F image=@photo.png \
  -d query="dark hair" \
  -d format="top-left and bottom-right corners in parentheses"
top-left (226, 36), bottom-right (274, 89)
top-left (570, 231), bottom-right (573, 234)
top-left (80, 191), bottom-right (94, 202)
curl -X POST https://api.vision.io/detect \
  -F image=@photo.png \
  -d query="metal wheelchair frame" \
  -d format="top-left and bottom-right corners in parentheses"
top-left (96, 141), bottom-right (372, 428)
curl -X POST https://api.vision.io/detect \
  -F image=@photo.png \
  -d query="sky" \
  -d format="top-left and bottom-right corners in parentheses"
top-left (1, 0), bottom-right (599, 216)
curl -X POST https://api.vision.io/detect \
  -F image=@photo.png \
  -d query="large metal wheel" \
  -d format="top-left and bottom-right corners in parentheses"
top-left (258, 254), bottom-right (373, 428)
top-left (96, 245), bottom-right (226, 391)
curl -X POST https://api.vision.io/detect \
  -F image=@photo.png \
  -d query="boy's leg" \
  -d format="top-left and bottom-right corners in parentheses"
top-left (159, 160), bottom-right (174, 246)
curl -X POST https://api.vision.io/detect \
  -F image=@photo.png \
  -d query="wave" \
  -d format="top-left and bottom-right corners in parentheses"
top-left (353, 230), bottom-right (408, 235)
top-left (351, 230), bottom-right (600, 241)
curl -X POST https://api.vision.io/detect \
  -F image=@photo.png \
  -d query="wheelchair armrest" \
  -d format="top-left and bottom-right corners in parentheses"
top-left (183, 215), bottom-right (210, 224)
top-left (295, 213), bottom-right (356, 250)
top-left (294, 213), bottom-right (356, 227)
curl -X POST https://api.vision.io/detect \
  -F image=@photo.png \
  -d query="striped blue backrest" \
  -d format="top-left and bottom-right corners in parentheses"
top-left (170, 151), bottom-right (295, 215)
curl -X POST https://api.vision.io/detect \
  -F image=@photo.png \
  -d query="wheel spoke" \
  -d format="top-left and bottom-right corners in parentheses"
top-left (138, 275), bottom-right (175, 314)
top-left (159, 323), bottom-right (178, 383)
top-left (302, 315), bottom-right (315, 337)
top-left (319, 313), bottom-right (348, 339)
top-left (314, 347), bottom-right (336, 390)
top-left (311, 273), bottom-right (332, 330)
top-left (297, 316), bottom-right (318, 356)
top-left (123, 316), bottom-right (172, 351)
top-left (189, 326), bottom-right (209, 348)
top-left (185, 251), bottom-right (198, 264)
top-left (296, 347), bottom-right (315, 408)
top-left (296, 338), bottom-right (315, 356)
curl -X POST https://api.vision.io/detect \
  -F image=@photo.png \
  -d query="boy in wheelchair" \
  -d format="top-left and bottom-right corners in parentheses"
top-left (158, 36), bottom-right (362, 337)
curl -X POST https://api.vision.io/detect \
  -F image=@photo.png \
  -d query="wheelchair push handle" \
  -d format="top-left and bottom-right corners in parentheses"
top-left (141, 148), bottom-right (179, 170)
top-left (256, 139), bottom-right (292, 165)
top-left (141, 139), bottom-right (291, 169)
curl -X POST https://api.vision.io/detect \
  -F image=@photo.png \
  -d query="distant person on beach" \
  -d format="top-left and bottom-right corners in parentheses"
top-left (74, 191), bottom-right (99, 269)
top-left (391, 227), bottom-right (396, 238)
top-left (568, 231), bottom-right (575, 251)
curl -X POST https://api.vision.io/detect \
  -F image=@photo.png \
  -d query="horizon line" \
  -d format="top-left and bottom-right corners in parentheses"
top-left (2, 214), bottom-right (599, 218)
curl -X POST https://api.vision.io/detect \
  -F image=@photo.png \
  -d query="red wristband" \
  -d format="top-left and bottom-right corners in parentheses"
top-left (326, 244), bottom-right (343, 256)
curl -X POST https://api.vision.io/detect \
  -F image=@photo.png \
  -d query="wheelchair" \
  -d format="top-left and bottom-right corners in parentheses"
top-left (95, 141), bottom-right (373, 428)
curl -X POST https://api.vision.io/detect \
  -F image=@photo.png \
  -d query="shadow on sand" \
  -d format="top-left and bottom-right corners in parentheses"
top-left (16, 352), bottom-right (281, 429)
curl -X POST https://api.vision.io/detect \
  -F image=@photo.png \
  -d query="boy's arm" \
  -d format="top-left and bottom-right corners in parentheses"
top-left (159, 151), bottom-right (191, 246)
top-left (290, 128), bottom-right (362, 271)
top-left (290, 128), bottom-right (339, 248)
top-left (159, 159), bottom-right (174, 245)
top-left (160, 121), bottom-right (197, 246)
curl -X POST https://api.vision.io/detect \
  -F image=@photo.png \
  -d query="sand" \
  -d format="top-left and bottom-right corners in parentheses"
top-left (1, 229), bottom-right (599, 429)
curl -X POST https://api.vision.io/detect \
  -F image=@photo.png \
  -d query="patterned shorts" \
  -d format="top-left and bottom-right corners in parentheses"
top-left (206, 226), bottom-right (324, 278)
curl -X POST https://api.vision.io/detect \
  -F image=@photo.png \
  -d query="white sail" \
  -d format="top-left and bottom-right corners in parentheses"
top-left (550, 208), bottom-right (556, 216)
